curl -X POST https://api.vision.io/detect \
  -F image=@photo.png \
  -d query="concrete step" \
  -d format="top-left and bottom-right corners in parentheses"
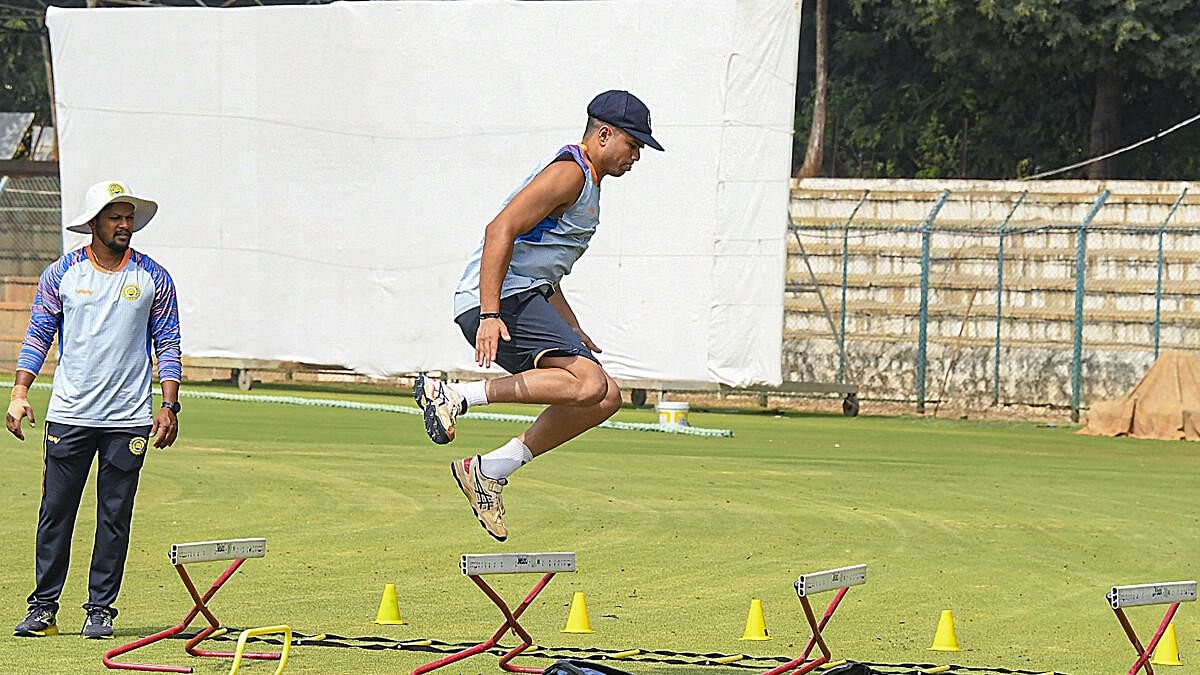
top-left (1, 276), bottom-right (38, 305)
top-left (1, 303), bottom-right (32, 336)
top-left (782, 328), bottom-right (1176, 353)
top-left (784, 295), bottom-right (1200, 324)
top-left (789, 239), bottom-right (1200, 267)
top-left (784, 270), bottom-right (1199, 296)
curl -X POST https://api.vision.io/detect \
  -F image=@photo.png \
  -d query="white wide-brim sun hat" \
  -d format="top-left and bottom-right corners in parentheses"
top-left (65, 180), bottom-right (158, 234)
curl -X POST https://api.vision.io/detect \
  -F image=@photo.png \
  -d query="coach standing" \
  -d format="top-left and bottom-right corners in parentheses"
top-left (5, 180), bottom-right (181, 639)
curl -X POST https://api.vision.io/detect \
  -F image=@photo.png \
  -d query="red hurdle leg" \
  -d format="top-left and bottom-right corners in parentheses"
top-left (762, 587), bottom-right (849, 675)
top-left (411, 572), bottom-right (556, 675)
top-left (104, 560), bottom-right (244, 672)
top-left (103, 558), bottom-right (278, 672)
top-left (1117, 603), bottom-right (1179, 675)
top-left (176, 563), bottom-right (279, 662)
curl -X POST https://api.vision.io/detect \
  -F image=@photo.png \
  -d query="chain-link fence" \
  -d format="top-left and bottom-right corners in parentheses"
top-left (787, 181), bottom-right (1199, 418)
top-left (0, 175), bottom-right (61, 278)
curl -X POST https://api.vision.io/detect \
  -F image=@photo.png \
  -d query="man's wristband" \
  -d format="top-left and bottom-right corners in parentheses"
top-left (479, 312), bottom-right (501, 320)
top-left (10, 384), bottom-right (29, 401)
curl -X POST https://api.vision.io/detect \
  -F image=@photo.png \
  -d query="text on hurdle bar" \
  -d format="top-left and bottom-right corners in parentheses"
top-left (1107, 581), bottom-right (1197, 609)
top-left (169, 538), bottom-right (268, 565)
top-left (460, 552), bottom-right (576, 576)
top-left (795, 564), bottom-right (868, 597)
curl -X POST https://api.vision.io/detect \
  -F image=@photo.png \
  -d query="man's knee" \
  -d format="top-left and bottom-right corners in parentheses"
top-left (576, 370), bottom-right (609, 407)
top-left (597, 382), bottom-right (622, 419)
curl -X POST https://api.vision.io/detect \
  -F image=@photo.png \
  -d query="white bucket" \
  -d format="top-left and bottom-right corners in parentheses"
top-left (656, 401), bottom-right (690, 427)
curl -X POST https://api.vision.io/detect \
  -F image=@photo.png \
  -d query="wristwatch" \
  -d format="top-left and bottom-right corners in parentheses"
top-left (161, 401), bottom-right (182, 414)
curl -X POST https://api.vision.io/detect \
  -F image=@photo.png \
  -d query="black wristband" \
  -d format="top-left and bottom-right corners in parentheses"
top-left (479, 312), bottom-right (501, 320)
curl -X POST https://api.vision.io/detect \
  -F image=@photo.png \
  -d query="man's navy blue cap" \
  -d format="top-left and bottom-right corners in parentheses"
top-left (587, 90), bottom-right (664, 151)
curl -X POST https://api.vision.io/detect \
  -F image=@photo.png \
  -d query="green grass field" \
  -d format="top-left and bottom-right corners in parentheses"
top-left (0, 383), bottom-right (1196, 675)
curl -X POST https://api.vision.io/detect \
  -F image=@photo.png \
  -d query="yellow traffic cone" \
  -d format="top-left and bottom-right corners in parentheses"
top-left (739, 599), bottom-right (770, 641)
top-left (562, 592), bottom-right (593, 633)
top-left (373, 583), bottom-right (406, 625)
top-left (1151, 622), bottom-right (1183, 666)
top-left (930, 610), bottom-right (960, 651)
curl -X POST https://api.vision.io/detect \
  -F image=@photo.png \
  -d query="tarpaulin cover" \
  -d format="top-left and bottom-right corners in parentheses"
top-left (1080, 351), bottom-right (1200, 441)
top-left (46, 0), bottom-right (799, 386)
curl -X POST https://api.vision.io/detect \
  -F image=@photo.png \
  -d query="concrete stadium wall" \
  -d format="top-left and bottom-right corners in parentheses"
top-left (787, 178), bottom-right (1200, 411)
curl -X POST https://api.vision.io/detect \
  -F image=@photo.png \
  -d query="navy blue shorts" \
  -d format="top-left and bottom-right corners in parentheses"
top-left (455, 288), bottom-right (599, 374)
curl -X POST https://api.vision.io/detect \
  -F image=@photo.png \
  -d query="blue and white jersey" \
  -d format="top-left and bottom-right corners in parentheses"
top-left (18, 247), bottom-right (182, 427)
top-left (453, 144), bottom-right (601, 316)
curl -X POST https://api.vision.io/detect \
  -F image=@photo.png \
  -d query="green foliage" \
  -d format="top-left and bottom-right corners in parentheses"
top-left (796, 0), bottom-right (1200, 178)
top-left (0, 17), bottom-right (49, 122)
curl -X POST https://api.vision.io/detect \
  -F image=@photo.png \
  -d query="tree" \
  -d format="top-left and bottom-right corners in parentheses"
top-left (0, 16), bottom-right (50, 124)
top-left (853, 0), bottom-right (1200, 179)
top-left (795, 0), bottom-right (828, 179)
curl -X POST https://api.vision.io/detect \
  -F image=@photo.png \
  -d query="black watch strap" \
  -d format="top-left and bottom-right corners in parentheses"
top-left (162, 401), bottom-right (182, 414)
top-left (479, 312), bottom-right (501, 320)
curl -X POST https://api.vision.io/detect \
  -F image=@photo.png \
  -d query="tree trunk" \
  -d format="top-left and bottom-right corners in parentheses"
top-left (1086, 68), bottom-right (1121, 179)
top-left (795, 0), bottom-right (828, 179)
top-left (37, 17), bottom-right (59, 160)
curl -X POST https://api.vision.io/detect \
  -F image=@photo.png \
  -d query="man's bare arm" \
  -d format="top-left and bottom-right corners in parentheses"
top-left (474, 163), bottom-right (585, 367)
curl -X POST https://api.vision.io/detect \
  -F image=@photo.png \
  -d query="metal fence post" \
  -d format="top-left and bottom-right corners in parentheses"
top-left (916, 190), bottom-right (949, 414)
top-left (1154, 188), bottom-right (1187, 359)
top-left (1071, 191), bottom-right (1109, 424)
top-left (992, 192), bottom-right (1027, 407)
top-left (839, 191), bottom-right (869, 384)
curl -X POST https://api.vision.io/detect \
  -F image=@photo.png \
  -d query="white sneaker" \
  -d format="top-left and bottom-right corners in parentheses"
top-left (451, 456), bottom-right (508, 541)
top-left (414, 374), bottom-right (466, 445)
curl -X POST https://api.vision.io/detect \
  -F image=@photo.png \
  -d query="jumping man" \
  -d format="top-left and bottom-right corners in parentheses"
top-left (415, 90), bottom-right (664, 541)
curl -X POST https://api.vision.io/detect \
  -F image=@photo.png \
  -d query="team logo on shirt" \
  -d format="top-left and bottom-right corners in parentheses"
top-left (121, 283), bottom-right (142, 301)
top-left (108, 182), bottom-right (125, 197)
top-left (129, 437), bottom-right (147, 456)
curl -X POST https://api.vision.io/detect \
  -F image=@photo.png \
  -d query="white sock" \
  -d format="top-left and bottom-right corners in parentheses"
top-left (448, 380), bottom-right (489, 408)
top-left (479, 438), bottom-right (533, 480)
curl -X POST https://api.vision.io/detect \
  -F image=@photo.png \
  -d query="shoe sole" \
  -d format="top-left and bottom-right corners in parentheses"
top-left (450, 461), bottom-right (507, 542)
top-left (415, 376), bottom-right (455, 445)
top-left (14, 626), bottom-right (59, 637)
top-left (83, 633), bottom-right (113, 640)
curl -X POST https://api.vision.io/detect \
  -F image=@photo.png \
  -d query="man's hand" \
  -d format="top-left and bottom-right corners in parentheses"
top-left (574, 327), bottom-right (602, 354)
top-left (475, 317), bottom-right (511, 368)
top-left (5, 394), bottom-right (34, 441)
top-left (151, 406), bottom-right (178, 449)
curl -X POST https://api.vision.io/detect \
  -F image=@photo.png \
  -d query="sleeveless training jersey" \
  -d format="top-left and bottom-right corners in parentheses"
top-left (453, 144), bottom-right (601, 316)
top-left (17, 247), bottom-right (182, 427)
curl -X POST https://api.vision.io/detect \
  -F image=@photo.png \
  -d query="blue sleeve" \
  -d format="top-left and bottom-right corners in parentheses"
top-left (16, 255), bottom-right (75, 375)
top-left (142, 255), bottom-right (182, 382)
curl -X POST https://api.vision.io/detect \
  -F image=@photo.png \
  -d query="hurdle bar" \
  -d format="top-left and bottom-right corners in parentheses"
top-left (1107, 580), bottom-right (1196, 675)
top-left (103, 538), bottom-right (279, 673)
top-left (763, 564), bottom-right (867, 675)
top-left (412, 552), bottom-right (577, 675)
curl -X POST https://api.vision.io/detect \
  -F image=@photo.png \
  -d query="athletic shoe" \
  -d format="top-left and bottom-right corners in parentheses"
top-left (451, 456), bottom-right (508, 541)
top-left (414, 374), bottom-right (466, 445)
top-left (14, 607), bottom-right (58, 637)
top-left (82, 607), bottom-right (114, 639)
